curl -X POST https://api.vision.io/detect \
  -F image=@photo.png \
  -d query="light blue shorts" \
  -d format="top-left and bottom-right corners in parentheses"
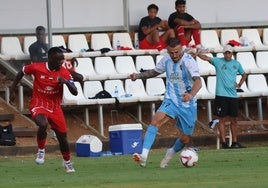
top-left (157, 98), bottom-right (197, 135)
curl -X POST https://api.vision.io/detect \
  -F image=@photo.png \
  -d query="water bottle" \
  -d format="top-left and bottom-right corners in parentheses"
top-left (114, 86), bottom-right (119, 98)
top-left (116, 40), bottom-right (121, 50)
top-left (135, 39), bottom-right (139, 49)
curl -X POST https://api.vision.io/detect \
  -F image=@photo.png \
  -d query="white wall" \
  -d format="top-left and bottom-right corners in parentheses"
top-left (0, 0), bottom-right (267, 34)
top-left (187, 0), bottom-right (268, 26)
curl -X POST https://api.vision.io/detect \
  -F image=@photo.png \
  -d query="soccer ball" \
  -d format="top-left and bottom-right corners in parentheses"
top-left (179, 148), bottom-right (198, 167)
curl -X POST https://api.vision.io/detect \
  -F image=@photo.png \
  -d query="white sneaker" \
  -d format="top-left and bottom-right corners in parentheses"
top-left (63, 160), bottom-right (75, 173)
top-left (132, 153), bottom-right (146, 167)
top-left (35, 149), bottom-right (45, 165)
top-left (209, 119), bottom-right (219, 129)
top-left (160, 148), bottom-right (175, 168)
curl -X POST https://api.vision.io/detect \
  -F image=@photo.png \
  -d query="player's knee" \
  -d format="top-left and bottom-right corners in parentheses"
top-left (180, 135), bottom-right (191, 144)
top-left (34, 114), bottom-right (49, 128)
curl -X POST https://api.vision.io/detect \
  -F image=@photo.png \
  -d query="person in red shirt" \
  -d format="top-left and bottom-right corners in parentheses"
top-left (10, 47), bottom-right (78, 173)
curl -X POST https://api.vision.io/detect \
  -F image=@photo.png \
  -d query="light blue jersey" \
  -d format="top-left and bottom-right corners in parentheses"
top-left (211, 57), bottom-right (245, 98)
top-left (154, 53), bottom-right (200, 107)
top-left (154, 53), bottom-right (200, 135)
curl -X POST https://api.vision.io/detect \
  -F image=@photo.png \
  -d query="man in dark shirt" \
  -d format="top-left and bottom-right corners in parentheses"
top-left (29, 26), bottom-right (49, 63)
top-left (138, 4), bottom-right (175, 51)
top-left (168, 0), bottom-right (207, 53)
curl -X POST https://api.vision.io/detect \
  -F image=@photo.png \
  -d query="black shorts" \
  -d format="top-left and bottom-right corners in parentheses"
top-left (213, 96), bottom-right (238, 117)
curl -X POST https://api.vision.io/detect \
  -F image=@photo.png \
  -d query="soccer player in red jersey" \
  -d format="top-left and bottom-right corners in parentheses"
top-left (10, 47), bottom-right (78, 173)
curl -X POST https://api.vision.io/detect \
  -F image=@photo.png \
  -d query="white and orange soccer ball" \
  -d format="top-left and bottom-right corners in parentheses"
top-left (179, 148), bottom-right (198, 167)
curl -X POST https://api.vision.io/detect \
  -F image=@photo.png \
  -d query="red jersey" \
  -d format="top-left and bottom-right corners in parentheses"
top-left (23, 62), bottom-right (72, 112)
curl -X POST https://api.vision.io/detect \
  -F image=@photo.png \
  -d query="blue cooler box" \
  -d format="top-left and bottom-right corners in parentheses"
top-left (76, 135), bottom-right (103, 157)
top-left (109, 124), bottom-right (143, 155)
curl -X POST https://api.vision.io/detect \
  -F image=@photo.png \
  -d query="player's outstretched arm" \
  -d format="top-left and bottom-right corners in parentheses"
top-left (129, 69), bottom-right (160, 81)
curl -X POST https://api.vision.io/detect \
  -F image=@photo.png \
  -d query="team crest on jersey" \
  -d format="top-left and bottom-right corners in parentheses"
top-left (45, 86), bottom-right (54, 91)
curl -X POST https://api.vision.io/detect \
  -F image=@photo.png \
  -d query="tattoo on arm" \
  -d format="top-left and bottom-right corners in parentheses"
top-left (139, 69), bottom-right (160, 79)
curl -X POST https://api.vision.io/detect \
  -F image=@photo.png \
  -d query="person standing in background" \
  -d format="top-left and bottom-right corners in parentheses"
top-left (197, 45), bottom-right (247, 149)
top-left (29, 25), bottom-right (49, 63)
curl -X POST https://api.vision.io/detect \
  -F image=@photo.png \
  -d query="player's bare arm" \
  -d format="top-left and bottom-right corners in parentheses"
top-left (197, 54), bottom-right (212, 63)
top-left (174, 18), bottom-right (201, 29)
top-left (129, 69), bottom-right (160, 81)
top-left (58, 76), bottom-right (78, 96)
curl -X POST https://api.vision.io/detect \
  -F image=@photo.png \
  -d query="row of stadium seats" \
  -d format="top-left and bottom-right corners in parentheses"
top-left (74, 55), bottom-right (165, 81)
top-left (1, 28), bottom-right (268, 60)
top-left (201, 28), bottom-right (268, 52)
top-left (74, 50), bottom-right (268, 83)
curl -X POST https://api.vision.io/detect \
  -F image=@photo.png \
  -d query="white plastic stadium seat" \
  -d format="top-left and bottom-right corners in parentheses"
top-left (75, 58), bottom-right (108, 81)
top-left (220, 29), bottom-right (253, 52)
top-left (196, 77), bottom-right (215, 100)
top-left (90, 33), bottom-right (124, 56)
top-left (236, 52), bottom-right (262, 74)
top-left (52, 35), bottom-right (66, 48)
top-left (247, 74), bottom-right (268, 96)
top-left (247, 74), bottom-right (268, 122)
top-left (146, 77), bottom-right (166, 101)
top-left (135, 55), bottom-right (155, 73)
top-left (62, 82), bottom-right (97, 105)
top-left (136, 55), bottom-right (165, 78)
top-left (115, 56), bottom-right (138, 78)
top-left (200, 30), bottom-right (223, 53)
top-left (255, 51), bottom-right (268, 73)
top-left (125, 79), bottom-right (160, 102)
top-left (241, 29), bottom-right (268, 51)
top-left (94, 56), bottom-right (125, 79)
top-left (68, 34), bottom-right (100, 58)
top-left (206, 76), bottom-right (216, 95)
top-left (112, 32), bottom-right (146, 55)
top-left (1, 36), bottom-right (29, 60)
top-left (68, 34), bottom-right (89, 52)
top-left (262, 28), bottom-right (268, 45)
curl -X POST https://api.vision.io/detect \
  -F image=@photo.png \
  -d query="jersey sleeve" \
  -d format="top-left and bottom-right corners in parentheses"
top-left (22, 63), bottom-right (38, 75)
top-left (185, 54), bottom-right (200, 77)
top-left (60, 67), bottom-right (73, 80)
top-left (154, 55), bottom-right (168, 74)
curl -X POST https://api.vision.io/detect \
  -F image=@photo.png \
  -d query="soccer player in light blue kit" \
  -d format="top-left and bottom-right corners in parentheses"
top-left (128, 37), bottom-right (201, 168)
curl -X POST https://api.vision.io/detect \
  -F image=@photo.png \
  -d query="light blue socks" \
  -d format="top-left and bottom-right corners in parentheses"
top-left (172, 138), bottom-right (185, 152)
top-left (143, 125), bottom-right (158, 149)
